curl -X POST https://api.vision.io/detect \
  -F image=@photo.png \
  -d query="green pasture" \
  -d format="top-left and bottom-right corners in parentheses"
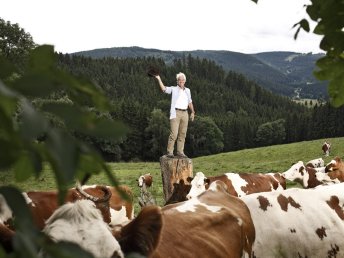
top-left (1, 137), bottom-right (343, 214)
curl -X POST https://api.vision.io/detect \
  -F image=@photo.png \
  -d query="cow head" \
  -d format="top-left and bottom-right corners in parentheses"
top-left (282, 161), bottom-right (306, 182)
top-left (186, 172), bottom-right (210, 199)
top-left (115, 205), bottom-right (162, 257)
top-left (325, 157), bottom-right (342, 172)
top-left (75, 184), bottom-right (112, 224)
top-left (43, 200), bottom-right (125, 258)
top-left (137, 173), bottom-right (153, 188)
top-left (315, 171), bottom-right (340, 184)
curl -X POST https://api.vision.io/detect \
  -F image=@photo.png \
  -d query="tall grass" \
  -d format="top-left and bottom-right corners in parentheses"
top-left (1, 137), bottom-right (343, 213)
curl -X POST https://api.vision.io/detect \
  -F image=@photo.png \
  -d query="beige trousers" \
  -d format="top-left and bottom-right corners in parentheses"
top-left (167, 110), bottom-right (189, 154)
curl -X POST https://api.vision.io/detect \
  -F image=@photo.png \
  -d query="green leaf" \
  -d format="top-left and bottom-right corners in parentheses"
top-left (293, 26), bottom-right (301, 40)
top-left (12, 72), bottom-right (61, 98)
top-left (0, 79), bottom-right (19, 99)
top-left (42, 102), bottom-right (128, 140)
top-left (46, 129), bottom-right (79, 183)
top-left (0, 186), bottom-right (36, 232)
top-left (18, 99), bottom-right (50, 140)
top-left (299, 19), bottom-right (310, 32)
top-left (43, 241), bottom-right (94, 258)
top-left (0, 187), bottom-right (42, 257)
top-left (27, 45), bottom-right (56, 73)
top-left (306, 4), bottom-right (319, 21)
top-left (13, 154), bottom-right (35, 182)
top-left (83, 117), bottom-right (128, 140)
top-left (63, 73), bottom-right (111, 111)
top-left (328, 74), bottom-right (344, 107)
top-left (76, 153), bottom-right (103, 180)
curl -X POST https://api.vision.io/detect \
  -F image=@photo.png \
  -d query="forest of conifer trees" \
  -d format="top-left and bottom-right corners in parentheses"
top-left (57, 53), bottom-right (344, 161)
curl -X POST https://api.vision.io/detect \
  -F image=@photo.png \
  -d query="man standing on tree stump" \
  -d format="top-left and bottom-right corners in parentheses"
top-left (154, 72), bottom-right (195, 158)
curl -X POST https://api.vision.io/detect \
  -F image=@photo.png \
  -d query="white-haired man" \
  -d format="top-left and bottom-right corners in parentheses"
top-left (155, 72), bottom-right (195, 158)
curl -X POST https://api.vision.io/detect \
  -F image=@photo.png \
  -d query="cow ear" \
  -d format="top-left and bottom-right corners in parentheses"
top-left (117, 205), bottom-right (162, 256)
top-left (204, 178), bottom-right (211, 185)
top-left (186, 177), bottom-right (193, 183)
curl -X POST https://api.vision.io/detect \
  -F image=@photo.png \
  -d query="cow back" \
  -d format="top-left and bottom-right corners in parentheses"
top-left (108, 185), bottom-right (134, 221)
top-left (24, 186), bottom-right (113, 229)
top-left (207, 173), bottom-right (285, 197)
top-left (241, 183), bottom-right (344, 258)
top-left (151, 182), bottom-right (255, 258)
top-left (24, 191), bottom-right (59, 229)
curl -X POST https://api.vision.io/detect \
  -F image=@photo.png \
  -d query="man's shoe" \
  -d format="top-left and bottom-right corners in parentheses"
top-left (176, 152), bottom-right (188, 158)
top-left (166, 153), bottom-right (174, 158)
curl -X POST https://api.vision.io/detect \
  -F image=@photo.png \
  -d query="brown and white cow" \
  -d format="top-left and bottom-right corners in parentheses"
top-left (282, 161), bottom-right (323, 188)
top-left (282, 161), bottom-right (337, 188)
top-left (0, 184), bottom-right (134, 231)
top-left (37, 181), bottom-right (256, 258)
top-left (43, 200), bottom-right (162, 258)
top-left (322, 141), bottom-right (331, 156)
top-left (137, 173), bottom-right (156, 207)
top-left (186, 171), bottom-right (286, 199)
top-left (315, 158), bottom-right (344, 184)
top-left (148, 180), bottom-right (255, 258)
top-left (241, 182), bottom-right (344, 258)
top-left (81, 185), bottom-right (134, 226)
top-left (325, 156), bottom-right (344, 173)
top-left (306, 157), bottom-right (324, 168)
top-left (137, 173), bottom-right (153, 188)
top-left (43, 199), bottom-right (123, 258)
top-left (20, 185), bottom-right (112, 230)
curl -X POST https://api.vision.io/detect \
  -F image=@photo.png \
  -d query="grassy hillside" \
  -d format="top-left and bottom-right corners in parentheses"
top-left (1, 137), bottom-right (343, 213)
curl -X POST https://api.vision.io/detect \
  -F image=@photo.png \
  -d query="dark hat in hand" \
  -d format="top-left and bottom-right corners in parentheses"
top-left (147, 67), bottom-right (160, 77)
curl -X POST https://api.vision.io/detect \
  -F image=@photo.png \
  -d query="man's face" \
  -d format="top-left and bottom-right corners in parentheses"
top-left (178, 78), bottom-right (186, 87)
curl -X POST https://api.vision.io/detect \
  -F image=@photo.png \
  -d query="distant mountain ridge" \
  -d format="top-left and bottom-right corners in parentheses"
top-left (73, 46), bottom-right (327, 99)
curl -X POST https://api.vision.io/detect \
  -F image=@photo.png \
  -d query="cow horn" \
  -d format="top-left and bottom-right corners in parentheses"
top-left (75, 181), bottom-right (112, 203)
top-left (95, 186), bottom-right (112, 203)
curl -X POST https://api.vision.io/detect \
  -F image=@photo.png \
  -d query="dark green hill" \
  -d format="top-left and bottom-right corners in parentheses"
top-left (72, 46), bottom-right (327, 99)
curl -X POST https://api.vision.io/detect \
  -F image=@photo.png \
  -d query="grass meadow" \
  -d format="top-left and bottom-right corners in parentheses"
top-left (1, 137), bottom-right (343, 214)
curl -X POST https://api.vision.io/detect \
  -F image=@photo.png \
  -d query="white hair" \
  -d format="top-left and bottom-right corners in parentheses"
top-left (176, 72), bottom-right (186, 81)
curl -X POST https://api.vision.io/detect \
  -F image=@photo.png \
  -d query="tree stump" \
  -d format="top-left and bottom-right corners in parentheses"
top-left (160, 155), bottom-right (193, 201)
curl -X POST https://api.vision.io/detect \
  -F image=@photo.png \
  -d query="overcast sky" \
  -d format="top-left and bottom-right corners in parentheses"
top-left (1, 0), bottom-right (323, 54)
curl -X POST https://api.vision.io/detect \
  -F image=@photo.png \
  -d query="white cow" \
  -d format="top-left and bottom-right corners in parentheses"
top-left (241, 183), bottom-right (344, 258)
top-left (306, 157), bottom-right (324, 168)
top-left (186, 171), bottom-right (285, 199)
top-left (43, 200), bottom-right (124, 258)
